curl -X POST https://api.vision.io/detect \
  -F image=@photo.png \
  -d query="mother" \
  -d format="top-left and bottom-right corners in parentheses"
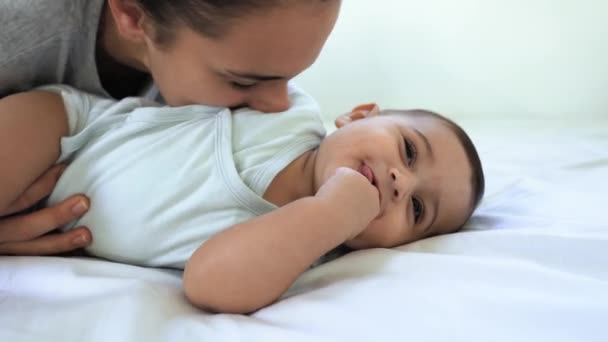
top-left (0, 0), bottom-right (341, 255)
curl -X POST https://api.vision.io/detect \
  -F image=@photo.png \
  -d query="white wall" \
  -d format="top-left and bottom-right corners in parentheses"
top-left (295, 0), bottom-right (608, 121)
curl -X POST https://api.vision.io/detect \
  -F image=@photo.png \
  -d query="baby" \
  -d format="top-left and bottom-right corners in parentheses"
top-left (0, 85), bottom-right (484, 313)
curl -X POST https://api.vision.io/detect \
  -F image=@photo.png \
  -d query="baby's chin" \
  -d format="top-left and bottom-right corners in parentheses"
top-left (345, 228), bottom-right (411, 250)
top-left (343, 239), bottom-right (367, 250)
top-left (344, 235), bottom-right (394, 250)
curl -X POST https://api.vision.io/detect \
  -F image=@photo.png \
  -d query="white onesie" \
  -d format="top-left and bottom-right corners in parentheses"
top-left (44, 85), bottom-right (326, 269)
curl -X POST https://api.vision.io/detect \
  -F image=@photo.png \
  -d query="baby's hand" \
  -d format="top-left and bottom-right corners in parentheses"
top-left (316, 167), bottom-right (380, 239)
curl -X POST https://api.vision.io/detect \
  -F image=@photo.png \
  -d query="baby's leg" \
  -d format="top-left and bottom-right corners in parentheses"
top-left (0, 91), bottom-right (70, 213)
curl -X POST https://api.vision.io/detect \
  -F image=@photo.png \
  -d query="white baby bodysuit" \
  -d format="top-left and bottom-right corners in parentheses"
top-left (45, 85), bottom-right (326, 269)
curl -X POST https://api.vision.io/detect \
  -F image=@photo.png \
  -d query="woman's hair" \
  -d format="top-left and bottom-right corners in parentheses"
top-left (382, 109), bottom-right (486, 224)
top-left (137, 0), bottom-right (334, 44)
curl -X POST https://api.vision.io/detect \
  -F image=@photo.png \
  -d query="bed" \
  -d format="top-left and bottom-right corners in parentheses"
top-left (2, 116), bottom-right (607, 341)
top-left (2, 1), bottom-right (608, 341)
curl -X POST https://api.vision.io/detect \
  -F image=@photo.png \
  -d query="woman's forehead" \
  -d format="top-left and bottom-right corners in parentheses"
top-left (194, 3), bottom-right (338, 74)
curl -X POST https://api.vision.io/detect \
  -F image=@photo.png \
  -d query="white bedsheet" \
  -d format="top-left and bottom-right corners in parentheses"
top-left (1, 117), bottom-right (607, 342)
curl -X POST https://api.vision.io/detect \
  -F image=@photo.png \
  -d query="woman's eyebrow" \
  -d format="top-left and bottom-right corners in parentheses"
top-left (414, 128), bottom-right (434, 162)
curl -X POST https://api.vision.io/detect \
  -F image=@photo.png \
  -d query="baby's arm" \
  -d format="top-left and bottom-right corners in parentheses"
top-left (183, 168), bottom-right (380, 314)
top-left (0, 91), bottom-right (69, 213)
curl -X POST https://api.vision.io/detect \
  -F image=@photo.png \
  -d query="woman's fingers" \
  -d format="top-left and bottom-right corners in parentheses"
top-left (0, 226), bottom-right (91, 255)
top-left (0, 163), bottom-right (92, 255)
top-left (0, 163), bottom-right (92, 256)
top-left (0, 194), bottom-right (89, 243)
top-left (0, 164), bottom-right (65, 216)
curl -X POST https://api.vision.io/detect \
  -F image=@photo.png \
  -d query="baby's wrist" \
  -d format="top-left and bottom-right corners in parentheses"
top-left (313, 196), bottom-right (369, 239)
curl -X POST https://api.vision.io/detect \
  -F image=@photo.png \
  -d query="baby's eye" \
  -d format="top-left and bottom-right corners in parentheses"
top-left (412, 197), bottom-right (424, 223)
top-left (404, 138), bottom-right (417, 166)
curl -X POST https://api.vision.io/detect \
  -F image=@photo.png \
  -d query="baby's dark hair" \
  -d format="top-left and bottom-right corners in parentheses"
top-left (382, 109), bottom-right (485, 229)
top-left (137, 0), bottom-right (336, 44)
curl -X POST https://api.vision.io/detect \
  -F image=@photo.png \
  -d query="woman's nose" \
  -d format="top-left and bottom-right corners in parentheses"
top-left (389, 168), bottom-right (415, 202)
top-left (247, 81), bottom-right (291, 113)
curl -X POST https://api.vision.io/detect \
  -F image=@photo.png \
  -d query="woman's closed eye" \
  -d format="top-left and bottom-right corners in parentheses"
top-left (229, 80), bottom-right (257, 90)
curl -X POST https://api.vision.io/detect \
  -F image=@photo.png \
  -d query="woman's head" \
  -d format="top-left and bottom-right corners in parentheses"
top-left (105, 0), bottom-right (341, 110)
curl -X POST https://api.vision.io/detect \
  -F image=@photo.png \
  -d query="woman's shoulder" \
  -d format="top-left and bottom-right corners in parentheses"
top-left (0, 0), bottom-right (101, 33)
top-left (0, 0), bottom-right (106, 95)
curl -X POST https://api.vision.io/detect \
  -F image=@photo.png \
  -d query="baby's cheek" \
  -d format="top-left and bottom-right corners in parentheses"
top-left (375, 210), bottom-right (412, 245)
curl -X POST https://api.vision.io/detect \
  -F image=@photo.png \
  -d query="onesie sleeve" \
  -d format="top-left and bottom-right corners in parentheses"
top-left (37, 84), bottom-right (115, 136)
top-left (36, 84), bottom-right (119, 162)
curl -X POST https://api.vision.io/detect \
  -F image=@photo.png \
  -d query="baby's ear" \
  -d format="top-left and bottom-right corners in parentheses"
top-left (334, 103), bottom-right (380, 128)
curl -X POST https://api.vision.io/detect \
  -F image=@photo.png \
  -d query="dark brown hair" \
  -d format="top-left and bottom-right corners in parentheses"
top-left (382, 109), bottom-right (485, 228)
top-left (137, 0), bottom-right (335, 44)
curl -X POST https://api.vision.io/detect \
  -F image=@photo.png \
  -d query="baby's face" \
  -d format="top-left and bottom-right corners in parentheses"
top-left (314, 109), bottom-right (474, 249)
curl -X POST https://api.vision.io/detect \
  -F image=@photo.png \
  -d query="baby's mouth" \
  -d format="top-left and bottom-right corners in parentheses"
top-left (358, 163), bottom-right (374, 184)
top-left (358, 163), bottom-right (382, 205)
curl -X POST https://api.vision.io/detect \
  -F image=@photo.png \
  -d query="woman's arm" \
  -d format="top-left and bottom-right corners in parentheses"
top-left (183, 168), bottom-right (379, 314)
top-left (0, 91), bottom-right (92, 255)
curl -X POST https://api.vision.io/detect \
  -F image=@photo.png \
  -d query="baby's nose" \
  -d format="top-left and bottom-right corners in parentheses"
top-left (390, 168), bottom-right (415, 201)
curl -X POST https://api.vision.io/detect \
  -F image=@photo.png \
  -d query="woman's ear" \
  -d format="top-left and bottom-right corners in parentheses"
top-left (107, 0), bottom-right (148, 42)
top-left (335, 103), bottom-right (380, 128)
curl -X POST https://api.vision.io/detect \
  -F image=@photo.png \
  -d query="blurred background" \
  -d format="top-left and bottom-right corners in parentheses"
top-left (294, 0), bottom-right (608, 124)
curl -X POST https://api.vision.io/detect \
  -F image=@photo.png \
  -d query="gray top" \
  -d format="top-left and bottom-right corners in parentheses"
top-left (0, 0), bottom-right (107, 97)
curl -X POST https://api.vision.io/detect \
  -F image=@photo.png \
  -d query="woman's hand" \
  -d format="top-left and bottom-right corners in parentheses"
top-left (0, 165), bottom-right (91, 255)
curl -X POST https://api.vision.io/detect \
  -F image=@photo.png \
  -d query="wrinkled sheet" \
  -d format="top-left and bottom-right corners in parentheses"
top-left (1, 117), bottom-right (607, 342)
